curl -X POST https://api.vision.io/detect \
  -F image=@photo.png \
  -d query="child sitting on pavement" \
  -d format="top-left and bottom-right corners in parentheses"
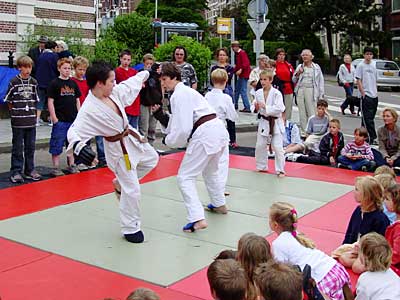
top-left (295, 119), bottom-right (344, 166)
top-left (337, 127), bottom-right (375, 171)
top-left (303, 99), bottom-right (330, 153)
top-left (283, 114), bottom-right (305, 159)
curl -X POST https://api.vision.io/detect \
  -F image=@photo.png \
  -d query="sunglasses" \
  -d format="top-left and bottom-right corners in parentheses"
top-left (175, 53), bottom-right (184, 56)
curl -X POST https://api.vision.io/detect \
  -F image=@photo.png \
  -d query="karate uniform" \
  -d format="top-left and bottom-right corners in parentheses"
top-left (67, 71), bottom-right (159, 235)
top-left (163, 82), bottom-right (229, 223)
top-left (205, 88), bottom-right (238, 187)
top-left (254, 87), bottom-right (286, 173)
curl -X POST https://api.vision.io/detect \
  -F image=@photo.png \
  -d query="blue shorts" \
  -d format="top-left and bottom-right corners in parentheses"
top-left (37, 87), bottom-right (48, 111)
top-left (49, 121), bottom-right (72, 155)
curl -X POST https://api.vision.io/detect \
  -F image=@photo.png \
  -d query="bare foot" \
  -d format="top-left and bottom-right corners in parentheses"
top-left (183, 219), bottom-right (208, 232)
top-left (112, 178), bottom-right (121, 201)
top-left (257, 169), bottom-right (269, 173)
top-left (206, 204), bottom-right (228, 214)
top-left (277, 172), bottom-right (286, 178)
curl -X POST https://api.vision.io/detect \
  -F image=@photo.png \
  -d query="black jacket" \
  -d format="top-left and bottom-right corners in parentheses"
top-left (319, 132), bottom-right (345, 158)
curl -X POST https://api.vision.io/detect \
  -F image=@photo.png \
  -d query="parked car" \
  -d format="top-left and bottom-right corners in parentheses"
top-left (351, 59), bottom-right (400, 91)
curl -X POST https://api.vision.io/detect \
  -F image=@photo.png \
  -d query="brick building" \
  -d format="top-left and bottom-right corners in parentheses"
top-left (382, 0), bottom-right (400, 60)
top-left (0, 0), bottom-right (96, 65)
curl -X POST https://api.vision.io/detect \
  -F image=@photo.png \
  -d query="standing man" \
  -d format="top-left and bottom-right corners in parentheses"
top-left (231, 41), bottom-right (251, 112)
top-left (28, 35), bottom-right (48, 77)
top-left (152, 62), bottom-right (229, 233)
top-left (172, 46), bottom-right (198, 90)
top-left (356, 47), bottom-right (378, 144)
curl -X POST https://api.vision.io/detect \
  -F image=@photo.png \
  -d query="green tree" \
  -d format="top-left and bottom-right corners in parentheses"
top-left (153, 35), bottom-right (211, 90)
top-left (137, 0), bottom-right (209, 31)
top-left (94, 12), bottom-right (154, 66)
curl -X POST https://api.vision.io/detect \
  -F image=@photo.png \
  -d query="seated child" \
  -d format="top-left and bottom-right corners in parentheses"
top-left (237, 234), bottom-right (273, 300)
top-left (335, 176), bottom-right (390, 273)
top-left (283, 114), bottom-right (305, 158)
top-left (355, 232), bottom-right (400, 300)
top-left (269, 202), bottom-right (351, 300)
top-left (126, 288), bottom-right (159, 300)
top-left (207, 259), bottom-right (246, 300)
top-left (254, 69), bottom-right (286, 177)
top-left (215, 249), bottom-right (237, 260)
top-left (337, 127), bottom-right (375, 171)
top-left (375, 166), bottom-right (397, 223)
top-left (296, 118), bottom-right (344, 166)
top-left (254, 261), bottom-right (303, 300)
top-left (384, 183), bottom-right (400, 275)
top-left (303, 99), bottom-right (330, 153)
top-left (375, 173), bottom-right (397, 223)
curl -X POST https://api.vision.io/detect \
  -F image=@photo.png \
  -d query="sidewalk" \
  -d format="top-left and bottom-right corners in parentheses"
top-left (0, 110), bottom-right (261, 153)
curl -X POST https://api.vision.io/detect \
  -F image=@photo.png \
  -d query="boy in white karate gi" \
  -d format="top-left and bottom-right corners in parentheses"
top-left (254, 69), bottom-right (286, 177)
top-left (152, 62), bottom-right (229, 232)
top-left (67, 61), bottom-right (159, 243)
top-left (205, 69), bottom-right (238, 197)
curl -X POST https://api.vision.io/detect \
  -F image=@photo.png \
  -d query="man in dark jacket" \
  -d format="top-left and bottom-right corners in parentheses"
top-left (296, 119), bottom-right (344, 165)
top-left (28, 35), bottom-right (48, 77)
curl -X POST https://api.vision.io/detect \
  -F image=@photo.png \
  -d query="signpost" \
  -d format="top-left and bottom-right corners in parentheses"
top-left (247, 0), bottom-right (269, 59)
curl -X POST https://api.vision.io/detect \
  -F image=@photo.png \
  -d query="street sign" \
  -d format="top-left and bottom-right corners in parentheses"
top-left (253, 39), bottom-right (264, 53)
top-left (217, 18), bottom-right (231, 35)
top-left (247, 19), bottom-right (270, 36)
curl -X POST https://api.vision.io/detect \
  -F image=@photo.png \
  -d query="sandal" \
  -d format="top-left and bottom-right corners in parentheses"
top-left (206, 204), bottom-right (228, 214)
top-left (183, 222), bottom-right (196, 232)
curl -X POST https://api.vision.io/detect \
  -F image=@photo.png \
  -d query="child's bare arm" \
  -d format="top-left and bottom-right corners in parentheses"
top-left (76, 98), bottom-right (81, 111)
top-left (48, 98), bottom-right (58, 123)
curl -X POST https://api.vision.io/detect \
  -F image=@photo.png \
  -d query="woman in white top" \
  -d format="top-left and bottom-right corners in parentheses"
top-left (338, 54), bottom-right (356, 115)
top-left (292, 49), bottom-right (325, 134)
top-left (269, 202), bottom-right (351, 300)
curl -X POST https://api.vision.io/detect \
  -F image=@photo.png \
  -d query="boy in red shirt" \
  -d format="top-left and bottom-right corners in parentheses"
top-left (115, 49), bottom-right (140, 129)
top-left (71, 56), bottom-right (89, 105)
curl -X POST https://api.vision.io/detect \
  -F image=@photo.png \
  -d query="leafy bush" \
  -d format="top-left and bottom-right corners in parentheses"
top-left (154, 35), bottom-right (212, 91)
top-left (205, 37), bottom-right (231, 57)
top-left (94, 12), bottom-right (153, 66)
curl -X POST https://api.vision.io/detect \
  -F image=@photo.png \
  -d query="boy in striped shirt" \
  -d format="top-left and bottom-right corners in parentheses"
top-left (5, 56), bottom-right (41, 183)
top-left (338, 127), bottom-right (375, 171)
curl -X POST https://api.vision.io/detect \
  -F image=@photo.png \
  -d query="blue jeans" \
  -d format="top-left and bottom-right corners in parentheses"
top-left (234, 78), bottom-right (250, 110)
top-left (11, 127), bottom-right (36, 175)
top-left (340, 83), bottom-right (355, 112)
top-left (95, 136), bottom-right (106, 163)
top-left (372, 148), bottom-right (400, 168)
top-left (128, 115), bottom-right (139, 130)
top-left (338, 155), bottom-right (373, 170)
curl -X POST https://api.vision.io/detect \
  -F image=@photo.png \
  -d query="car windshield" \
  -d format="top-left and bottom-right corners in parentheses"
top-left (376, 61), bottom-right (400, 71)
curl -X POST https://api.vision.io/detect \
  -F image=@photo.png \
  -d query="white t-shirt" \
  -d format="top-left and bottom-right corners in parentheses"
top-left (355, 60), bottom-right (378, 98)
top-left (355, 268), bottom-right (400, 300)
top-left (205, 88), bottom-right (238, 122)
top-left (272, 231), bottom-right (336, 282)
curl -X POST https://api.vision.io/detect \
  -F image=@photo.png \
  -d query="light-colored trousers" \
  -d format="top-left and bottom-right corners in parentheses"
top-left (304, 134), bottom-right (324, 153)
top-left (139, 104), bottom-right (157, 145)
top-left (255, 131), bottom-right (285, 174)
top-left (297, 87), bottom-right (315, 132)
top-left (177, 145), bottom-right (228, 223)
top-left (115, 144), bottom-right (159, 235)
top-left (284, 93), bottom-right (294, 121)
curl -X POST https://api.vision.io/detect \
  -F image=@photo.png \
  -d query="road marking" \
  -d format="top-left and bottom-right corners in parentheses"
top-left (391, 94), bottom-right (400, 98)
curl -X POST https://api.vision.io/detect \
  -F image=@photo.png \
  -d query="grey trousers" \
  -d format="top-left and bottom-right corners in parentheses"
top-left (139, 104), bottom-right (157, 145)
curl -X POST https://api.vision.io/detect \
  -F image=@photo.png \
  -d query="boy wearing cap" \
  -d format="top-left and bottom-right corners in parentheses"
top-left (356, 47), bottom-right (378, 144)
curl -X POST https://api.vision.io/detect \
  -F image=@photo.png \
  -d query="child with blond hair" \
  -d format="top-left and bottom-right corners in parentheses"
top-left (375, 173), bottom-right (397, 223)
top-left (355, 232), bottom-right (400, 299)
top-left (126, 288), bottom-right (159, 300)
top-left (269, 202), bottom-right (351, 300)
top-left (384, 183), bottom-right (400, 275)
top-left (254, 69), bottom-right (286, 177)
top-left (237, 234), bottom-right (272, 300)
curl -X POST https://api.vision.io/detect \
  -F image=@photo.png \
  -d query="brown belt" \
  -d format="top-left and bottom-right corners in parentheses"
top-left (188, 113), bottom-right (217, 141)
top-left (104, 127), bottom-right (146, 170)
top-left (260, 115), bottom-right (277, 135)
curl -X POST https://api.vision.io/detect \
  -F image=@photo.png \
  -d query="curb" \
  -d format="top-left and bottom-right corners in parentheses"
top-left (0, 124), bottom-right (258, 154)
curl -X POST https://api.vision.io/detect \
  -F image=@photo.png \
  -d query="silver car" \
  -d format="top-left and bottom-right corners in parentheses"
top-left (351, 59), bottom-right (400, 91)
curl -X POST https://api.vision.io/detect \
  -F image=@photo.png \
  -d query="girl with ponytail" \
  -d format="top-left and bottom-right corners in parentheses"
top-left (269, 202), bottom-right (351, 300)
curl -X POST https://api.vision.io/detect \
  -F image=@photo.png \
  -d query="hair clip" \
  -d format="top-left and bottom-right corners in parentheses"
top-left (292, 222), bottom-right (298, 229)
top-left (292, 231), bottom-right (298, 238)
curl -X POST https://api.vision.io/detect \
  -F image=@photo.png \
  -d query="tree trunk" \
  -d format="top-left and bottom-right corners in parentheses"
top-left (326, 23), bottom-right (335, 74)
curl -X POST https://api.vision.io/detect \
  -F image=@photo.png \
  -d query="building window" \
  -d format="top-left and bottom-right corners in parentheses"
top-left (393, 0), bottom-right (400, 11)
top-left (393, 39), bottom-right (400, 60)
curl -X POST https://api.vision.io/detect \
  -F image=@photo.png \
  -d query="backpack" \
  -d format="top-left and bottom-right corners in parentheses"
top-left (336, 71), bottom-right (344, 87)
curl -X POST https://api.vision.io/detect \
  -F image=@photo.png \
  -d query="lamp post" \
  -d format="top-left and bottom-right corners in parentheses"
top-left (155, 0), bottom-right (158, 19)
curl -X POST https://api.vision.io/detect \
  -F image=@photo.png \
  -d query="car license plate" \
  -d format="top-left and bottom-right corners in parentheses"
top-left (383, 71), bottom-right (394, 76)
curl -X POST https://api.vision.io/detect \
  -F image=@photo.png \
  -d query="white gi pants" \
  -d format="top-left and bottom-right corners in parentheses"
top-left (297, 87), bottom-right (315, 133)
top-left (177, 144), bottom-right (228, 223)
top-left (255, 131), bottom-right (285, 174)
top-left (114, 144), bottom-right (159, 235)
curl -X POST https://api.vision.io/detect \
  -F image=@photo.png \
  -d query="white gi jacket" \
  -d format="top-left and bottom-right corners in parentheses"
top-left (67, 71), bottom-right (150, 172)
top-left (205, 88), bottom-right (238, 123)
top-left (255, 87), bottom-right (285, 136)
top-left (163, 82), bottom-right (229, 154)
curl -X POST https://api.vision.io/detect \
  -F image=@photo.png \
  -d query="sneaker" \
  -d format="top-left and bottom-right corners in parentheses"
top-left (36, 119), bottom-right (45, 127)
top-left (97, 160), bottom-right (107, 168)
top-left (51, 168), bottom-right (65, 177)
top-left (77, 163), bottom-right (89, 171)
top-left (337, 163), bottom-right (350, 170)
top-left (239, 108), bottom-right (251, 113)
top-left (24, 170), bottom-right (42, 181)
top-left (10, 173), bottom-right (24, 183)
top-left (47, 120), bottom-right (53, 127)
top-left (268, 151), bottom-right (275, 158)
top-left (291, 153), bottom-right (302, 162)
top-left (68, 164), bottom-right (80, 174)
top-left (361, 166), bottom-right (368, 172)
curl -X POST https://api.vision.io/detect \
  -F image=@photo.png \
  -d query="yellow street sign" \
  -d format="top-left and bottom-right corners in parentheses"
top-left (217, 18), bottom-right (231, 35)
